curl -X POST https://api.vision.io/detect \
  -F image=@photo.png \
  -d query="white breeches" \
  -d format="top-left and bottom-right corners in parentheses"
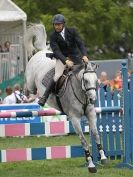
top-left (54, 59), bottom-right (66, 82)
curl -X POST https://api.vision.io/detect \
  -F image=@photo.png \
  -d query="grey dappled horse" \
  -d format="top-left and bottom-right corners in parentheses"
top-left (25, 24), bottom-right (107, 173)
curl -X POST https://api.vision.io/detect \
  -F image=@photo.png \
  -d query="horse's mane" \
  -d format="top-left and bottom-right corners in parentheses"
top-left (72, 62), bottom-right (96, 74)
top-left (24, 23), bottom-right (48, 57)
top-left (72, 64), bottom-right (85, 74)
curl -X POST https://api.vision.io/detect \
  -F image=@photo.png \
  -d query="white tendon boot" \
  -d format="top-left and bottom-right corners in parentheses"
top-left (87, 156), bottom-right (97, 173)
top-left (99, 149), bottom-right (108, 165)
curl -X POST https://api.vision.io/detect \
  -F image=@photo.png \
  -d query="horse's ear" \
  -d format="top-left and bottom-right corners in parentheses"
top-left (84, 63), bottom-right (88, 70)
top-left (91, 62), bottom-right (99, 71)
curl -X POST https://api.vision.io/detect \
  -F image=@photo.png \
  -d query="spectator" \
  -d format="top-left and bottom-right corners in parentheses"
top-left (2, 41), bottom-right (11, 52)
top-left (14, 84), bottom-right (28, 103)
top-left (3, 86), bottom-right (16, 104)
top-left (128, 48), bottom-right (133, 58)
top-left (110, 70), bottom-right (122, 91)
top-left (3, 84), bottom-right (29, 104)
top-left (98, 71), bottom-right (110, 91)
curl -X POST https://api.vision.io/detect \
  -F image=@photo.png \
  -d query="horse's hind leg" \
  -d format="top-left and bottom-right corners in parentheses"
top-left (70, 117), bottom-right (97, 173)
top-left (86, 105), bottom-right (107, 165)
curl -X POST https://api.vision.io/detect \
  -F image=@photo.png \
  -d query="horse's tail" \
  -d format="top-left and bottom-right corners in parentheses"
top-left (24, 24), bottom-right (36, 58)
top-left (24, 23), bottom-right (47, 58)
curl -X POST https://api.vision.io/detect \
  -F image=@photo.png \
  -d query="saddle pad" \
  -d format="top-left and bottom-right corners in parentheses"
top-left (42, 67), bottom-right (71, 97)
top-left (42, 68), bottom-right (55, 87)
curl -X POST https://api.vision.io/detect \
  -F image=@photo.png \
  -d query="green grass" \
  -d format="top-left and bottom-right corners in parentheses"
top-left (0, 135), bottom-right (133, 177)
top-left (0, 134), bottom-right (87, 149)
top-left (0, 158), bottom-right (133, 177)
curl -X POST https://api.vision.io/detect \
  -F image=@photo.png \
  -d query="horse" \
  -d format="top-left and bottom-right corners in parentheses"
top-left (25, 24), bottom-right (107, 173)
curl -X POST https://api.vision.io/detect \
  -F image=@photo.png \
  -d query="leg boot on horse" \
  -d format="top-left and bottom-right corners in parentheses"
top-left (85, 150), bottom-right (97, 173)
top-left (38, 79), bottom-right (55, 106)
top-left (97, 144), bottom-right (108, 165)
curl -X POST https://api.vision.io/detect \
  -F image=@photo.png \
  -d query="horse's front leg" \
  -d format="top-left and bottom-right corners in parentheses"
top-left (86, 104), bottom-right (107, 165)
top-left (70, 116), bottom-right (97, 173)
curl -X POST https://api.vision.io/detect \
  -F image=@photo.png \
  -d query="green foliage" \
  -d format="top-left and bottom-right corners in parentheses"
top-left (12, 0), bottom-right (133, 59)
top-left (40, 14), bottom-right (53, 37)
top-left (12, 0), bottom-right (40, 21)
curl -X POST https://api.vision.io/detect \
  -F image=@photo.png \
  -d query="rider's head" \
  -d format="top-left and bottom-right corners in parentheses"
top-left (52, 14), bottom-right (65, 33)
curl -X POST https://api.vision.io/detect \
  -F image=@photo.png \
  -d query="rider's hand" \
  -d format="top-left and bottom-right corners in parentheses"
top-left (65, 59), bottom-right (74, 68)
top-left (82, 56), bottom-right (89, 63)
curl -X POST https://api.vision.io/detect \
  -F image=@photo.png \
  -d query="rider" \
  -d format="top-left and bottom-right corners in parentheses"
top-left (38, 14), bottom-right (89, 106)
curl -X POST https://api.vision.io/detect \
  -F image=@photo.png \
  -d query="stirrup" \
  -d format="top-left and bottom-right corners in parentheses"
top-left (38, 96), bottom-right (47, 106)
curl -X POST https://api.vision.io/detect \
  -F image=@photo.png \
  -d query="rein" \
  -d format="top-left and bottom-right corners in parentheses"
top-left (69, 67), bottom-right (97, 114)
top-left (57, 65), bottom-right (97, 114)
top-left (69, 74), bottom-right (90, 114)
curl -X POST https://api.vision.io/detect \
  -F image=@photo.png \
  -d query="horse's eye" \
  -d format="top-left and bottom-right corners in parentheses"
top-left (85, 80), bottom-right (88, 84)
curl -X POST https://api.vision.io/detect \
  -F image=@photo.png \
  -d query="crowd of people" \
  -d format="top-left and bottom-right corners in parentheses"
top-left (0, 84), bottom-right (37, 105)
top-left (97, 70), bottom-right (131, 92)
top-left (98, 70), bottom-right (122, 91)
top-left (0, 41), bottom-right (11, 53)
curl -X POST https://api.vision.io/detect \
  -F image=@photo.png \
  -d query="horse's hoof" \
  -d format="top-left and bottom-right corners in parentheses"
top-left (88, 167), bottom-right (97, 173)
top-left (101, 158), bottom-right (108, 165)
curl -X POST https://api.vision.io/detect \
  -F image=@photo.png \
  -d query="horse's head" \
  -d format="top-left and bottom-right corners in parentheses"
top-left (74, 62), bottom-right (98, 104)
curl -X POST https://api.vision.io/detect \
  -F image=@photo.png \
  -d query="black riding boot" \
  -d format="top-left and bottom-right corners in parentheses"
top-left (38, 79), bottom-right (55, 106)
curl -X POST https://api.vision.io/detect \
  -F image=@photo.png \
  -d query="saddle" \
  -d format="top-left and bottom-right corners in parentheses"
top-left (42, 67), bottom-right (71, 96)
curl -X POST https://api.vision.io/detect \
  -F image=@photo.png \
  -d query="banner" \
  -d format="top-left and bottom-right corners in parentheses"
top-left (0, 103), bottom-right (41, 124)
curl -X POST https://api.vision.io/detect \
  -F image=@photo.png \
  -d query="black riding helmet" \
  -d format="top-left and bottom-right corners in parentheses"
top-left (52, 14), bottom-right (65, 24)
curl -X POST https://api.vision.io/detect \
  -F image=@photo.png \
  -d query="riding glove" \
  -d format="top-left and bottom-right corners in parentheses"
top-left (65, 59), bottom-right (74, 68)
top-left (82, 56), bottom-right (89, 63)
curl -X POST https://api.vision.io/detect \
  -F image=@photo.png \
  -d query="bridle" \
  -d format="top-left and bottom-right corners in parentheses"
top-left (82, 70), bottom-right (97, 94)
top-left (69, 66), bottom-right (97, 114)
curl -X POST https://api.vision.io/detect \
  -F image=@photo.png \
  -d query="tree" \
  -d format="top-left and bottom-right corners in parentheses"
top-left (12, 0), bottom-right (133, 59)
top-left (12, 0), bottom-right (40, 21)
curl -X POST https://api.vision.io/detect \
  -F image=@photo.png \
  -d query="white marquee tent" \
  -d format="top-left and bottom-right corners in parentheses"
top-left (0, 0), bottom-right (27, 82)
top-left (0, 0), bottom-right (27, 41)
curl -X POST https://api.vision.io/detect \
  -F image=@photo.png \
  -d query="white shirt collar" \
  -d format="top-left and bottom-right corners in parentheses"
top-left (60, 28), bottom-right (65, 39)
